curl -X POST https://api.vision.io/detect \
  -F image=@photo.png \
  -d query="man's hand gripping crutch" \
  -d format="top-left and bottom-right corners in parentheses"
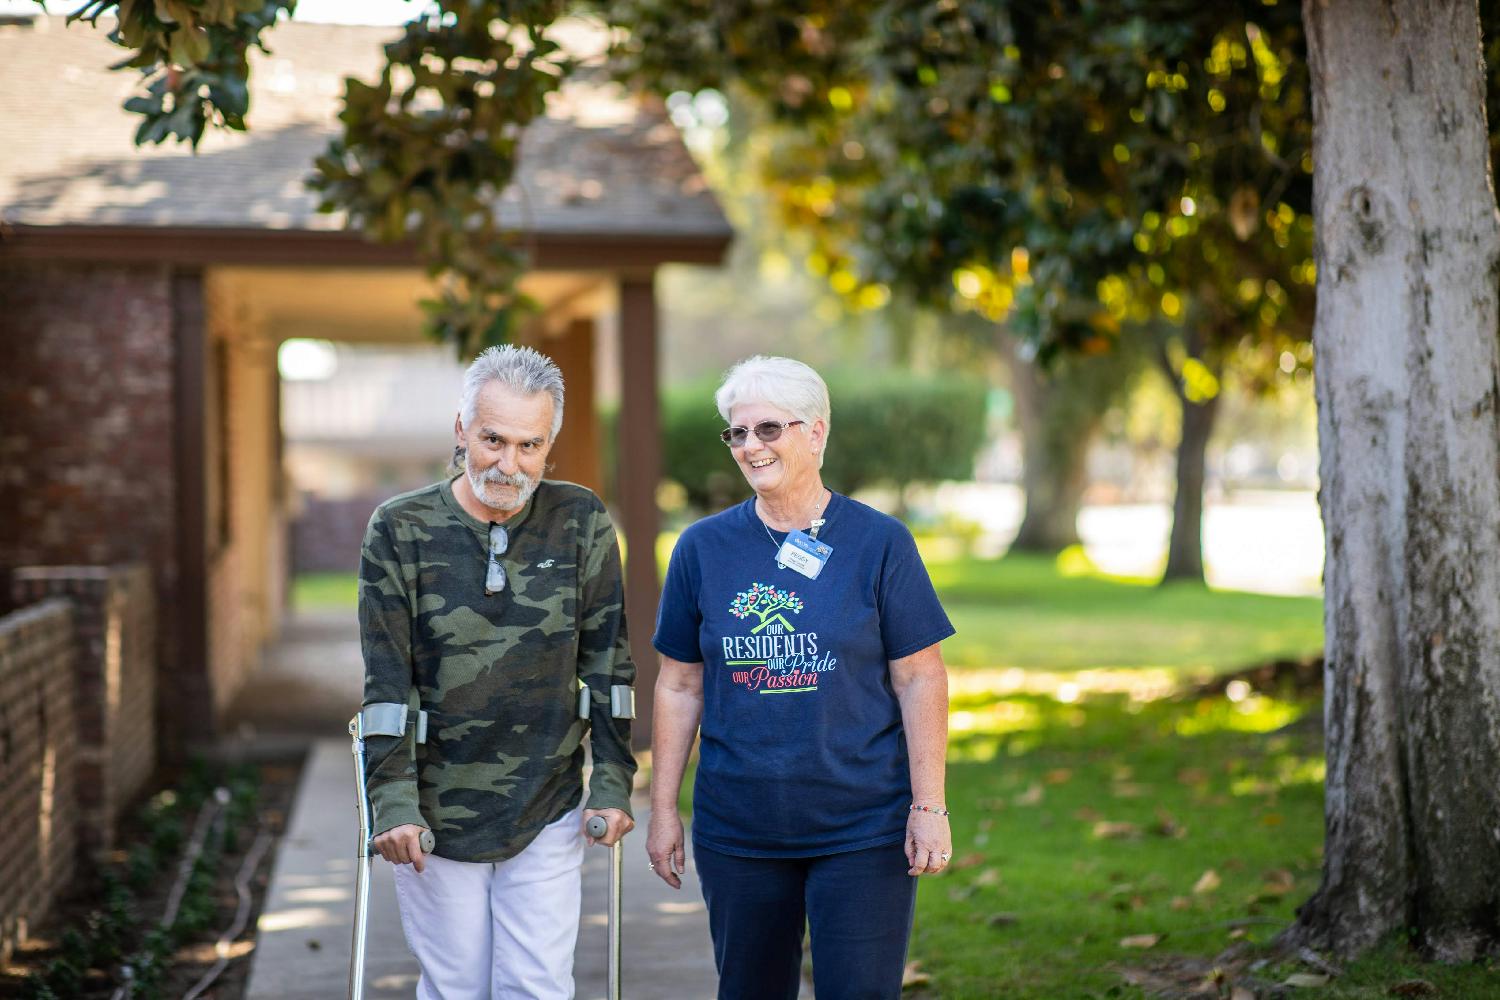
top-left (348, 703), bottom-right (432, 1000)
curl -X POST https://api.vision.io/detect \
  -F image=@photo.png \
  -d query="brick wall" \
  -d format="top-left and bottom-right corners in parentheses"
top-left (10, 565), bottom-right (157, 858)
top-left (0, 261), bottom-right (186, 734)
top-left (0, 600), bottom-right (78, 964)
top-left (292, 494), bottom-right (384, 574)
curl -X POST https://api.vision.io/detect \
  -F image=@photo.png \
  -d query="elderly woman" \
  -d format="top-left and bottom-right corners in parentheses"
top-left (647, 355), bottom-right (954, 1000)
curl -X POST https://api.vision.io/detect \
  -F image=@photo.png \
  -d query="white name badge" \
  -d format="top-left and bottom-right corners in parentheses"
top-left (776, 529), bottom-right (833, 580)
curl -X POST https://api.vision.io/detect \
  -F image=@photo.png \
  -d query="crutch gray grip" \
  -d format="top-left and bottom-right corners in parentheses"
top-left (365, 829), bottom-right (435, 854)
top-left (586, 816), bottom-right (623, 1000)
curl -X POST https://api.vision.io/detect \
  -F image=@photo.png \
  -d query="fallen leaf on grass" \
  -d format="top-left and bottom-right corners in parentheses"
top-left (950, 852), bottom-right (986, 871)
top-left (1251, 871), bottom-right (1297, 904)
top-left (901, 960), bottom-right (930, 988)
top-left (973, 867), bottom-right (1001, 887)
top-left (947, 885), bottom-right (975, 902)
top-left (1283, 973), bottom-right (1330, 988)
top-left (1169, 896), bottom-right (1192, 911)
top-left (1261, 813), bottom-right (1285, 827)
top-left (1193, 870), bottom-right (1222, 895)
top-left (1119, 934), bottom-right (1162, 949)
top-left (1389, 979), bottom-right (1438, 997)
top-left (1150, 809), bottom-right (1187, 838)
top-left (1093, 820), bottom-right (1143, 840)
top-left (1015, 783), bottom-right (1044, 806)
top-left (1074, 805), bottom-right (1103, 822)
top-left (987, 912), bottom-right (1019, 927)
top-left (1260, 869), bottom-right (1296, 895)
top-left (1177, 767), bottom-right (1210, 786)
top-left (1111, 782), bottom-right (1147, 798)
top-left (1045, 768), bottom-right (1074, 784)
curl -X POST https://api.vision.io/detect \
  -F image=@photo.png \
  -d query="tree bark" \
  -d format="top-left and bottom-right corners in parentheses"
top-left (1287, 0), bottom-right (1500, 962)
top-left (1004, 337), bottom-right (1130, 553)
top-left (1160, 362), bottom-right (1219, 585)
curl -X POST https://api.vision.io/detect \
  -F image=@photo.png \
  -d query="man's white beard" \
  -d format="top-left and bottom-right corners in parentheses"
top-left (466, 453), bottom-right (538, 512)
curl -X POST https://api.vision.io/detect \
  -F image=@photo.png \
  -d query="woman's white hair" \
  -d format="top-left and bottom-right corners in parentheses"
top-left (715, 355), bottom-right (831, 462)
top-left (459, 345), bottom-right (565, 439)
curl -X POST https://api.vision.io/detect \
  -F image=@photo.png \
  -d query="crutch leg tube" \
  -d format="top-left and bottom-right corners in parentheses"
top-left (349, 715), bottom-right (373, 1000)
top-left (586, 815), bottom-right (623, 1000)
top-left (348, 705), bottom-right (432, 1000)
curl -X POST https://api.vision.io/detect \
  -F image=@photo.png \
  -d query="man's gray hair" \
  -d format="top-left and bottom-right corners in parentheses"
top-left (714, 355), bottom-right (831, 463)
top-left (460, 345), bottom-right (565, 440)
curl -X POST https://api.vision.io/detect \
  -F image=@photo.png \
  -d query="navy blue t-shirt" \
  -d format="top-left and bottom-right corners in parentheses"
top-left (653, 492), bottom-right (955, 858)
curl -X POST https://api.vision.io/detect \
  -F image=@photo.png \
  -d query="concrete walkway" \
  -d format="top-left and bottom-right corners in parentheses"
top-left (245, 739), bottom-right (723, 1000)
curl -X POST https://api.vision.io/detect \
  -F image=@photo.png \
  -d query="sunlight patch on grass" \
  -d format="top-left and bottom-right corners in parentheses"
top-left (1174, 694), bottom-right (1306, 735)
top-left (950, 666), bottom-right (1186, 703)
top-left (950, 699), bottom-right (1044, 736)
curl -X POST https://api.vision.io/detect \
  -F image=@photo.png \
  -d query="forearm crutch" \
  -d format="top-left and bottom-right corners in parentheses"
top-left (348, 704), bottom-right (431, 1000)
top-left (579, 680), bottom-right (634, 1000)
top-left (586, 815), bottom-right (623, 1000)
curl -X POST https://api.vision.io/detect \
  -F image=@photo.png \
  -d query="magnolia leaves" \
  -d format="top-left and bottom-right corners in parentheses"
top-left (309, 4), bottom-right (569, 352)
top-left (74, 0), bottom-right (289, 146)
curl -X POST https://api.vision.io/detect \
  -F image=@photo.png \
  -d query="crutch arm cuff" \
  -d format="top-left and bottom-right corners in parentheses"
top-left (359, 703), bottom-right (430, 743)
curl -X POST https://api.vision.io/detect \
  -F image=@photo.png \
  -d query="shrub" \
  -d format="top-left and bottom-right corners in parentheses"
top-left (659, 371), bottom-right (990, 515)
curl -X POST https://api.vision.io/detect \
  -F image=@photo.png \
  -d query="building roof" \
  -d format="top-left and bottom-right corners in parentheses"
top-left (0, 15), bottom-right (731, 251)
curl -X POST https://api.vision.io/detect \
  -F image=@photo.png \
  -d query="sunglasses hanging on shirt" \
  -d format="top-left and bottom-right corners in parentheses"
top-left (486, 523), bottom-right (508, 595)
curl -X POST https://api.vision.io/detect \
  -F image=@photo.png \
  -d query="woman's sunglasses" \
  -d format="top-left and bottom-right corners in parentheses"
top-left (719, 419), bottom-right (804, 447)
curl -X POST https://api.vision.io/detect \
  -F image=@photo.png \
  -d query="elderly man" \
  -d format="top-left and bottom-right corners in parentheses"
top-left (358, 344), bottom-right (636, 999)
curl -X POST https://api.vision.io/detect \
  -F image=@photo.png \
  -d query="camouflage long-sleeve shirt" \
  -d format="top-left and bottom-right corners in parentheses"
top-left (359, 477), bottom-right (637, 863)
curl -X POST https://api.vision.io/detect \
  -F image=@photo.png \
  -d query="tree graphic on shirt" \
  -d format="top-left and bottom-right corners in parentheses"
top-left (729, 582), bottom-right (805, 634)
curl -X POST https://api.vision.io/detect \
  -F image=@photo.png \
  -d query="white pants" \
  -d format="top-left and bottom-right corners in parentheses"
top-left (392, 806), bottom-right (586, 1000)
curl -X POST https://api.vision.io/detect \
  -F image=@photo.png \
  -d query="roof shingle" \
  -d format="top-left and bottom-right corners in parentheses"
top-left (0, 15), bottom-right (731, 241)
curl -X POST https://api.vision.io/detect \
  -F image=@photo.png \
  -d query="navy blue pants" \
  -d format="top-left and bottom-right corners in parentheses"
top-left (694, 838), bottom-right (918, 1000)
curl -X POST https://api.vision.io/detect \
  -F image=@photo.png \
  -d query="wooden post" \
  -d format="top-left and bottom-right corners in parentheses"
top-left (171, 268), bottom-right (213, 752)
top-left (617, 276), bottom-right (660, 748)
top-left (546, 318), bottom-right (602, 494)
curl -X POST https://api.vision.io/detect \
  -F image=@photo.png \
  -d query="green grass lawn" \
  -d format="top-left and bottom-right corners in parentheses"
top-left (907, 690), bottom-right (1500, 999)
top-left (925, 548), bottom-right (1324, 676)
top-left (914, 689), bottom-right (1324, 997)
top-left (291, 571), bottom-right (359, 609)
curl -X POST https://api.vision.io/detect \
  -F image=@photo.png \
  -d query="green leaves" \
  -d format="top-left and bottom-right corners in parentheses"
top-left (76, 0), bottom-right (294, 147)
top-left (308, 4), bottom-right (572, 352)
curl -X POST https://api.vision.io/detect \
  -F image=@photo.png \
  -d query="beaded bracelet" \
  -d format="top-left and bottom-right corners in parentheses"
top-left (909, 804), bottom-right (950, 816)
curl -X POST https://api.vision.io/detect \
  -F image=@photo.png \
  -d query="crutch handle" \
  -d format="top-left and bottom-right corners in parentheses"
top-left (364, 828), bottom-right (436, 855)
top-left (586, 816), bottom-right (609, 839)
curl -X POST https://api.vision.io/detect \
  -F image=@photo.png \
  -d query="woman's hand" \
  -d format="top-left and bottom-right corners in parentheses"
top-left (646, 809), bottom-right (687, 889)
top-left (904, 809), bottom-right (952, 876)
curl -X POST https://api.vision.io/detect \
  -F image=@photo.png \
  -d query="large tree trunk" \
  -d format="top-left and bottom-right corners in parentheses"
top-left (1288, 0), bottom-right (1500, 962)
top-left (1004, 337), bottom-right (1125, 553)
top-left (1161, 383), bottom-right (1218, 584)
